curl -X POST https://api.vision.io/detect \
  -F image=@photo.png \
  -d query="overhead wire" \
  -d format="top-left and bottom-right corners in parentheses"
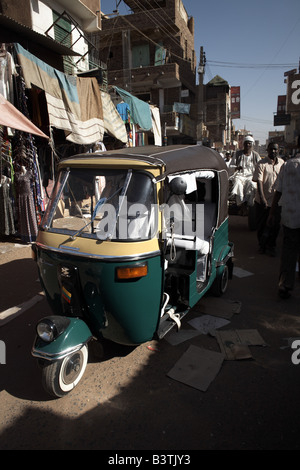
top-left (207, 61), bottom-right (298, 69)
top-left (120, 15), bottom-right (195, 65)
top-left (101, 1), bottom-right (294, 141)
top-left (240, 116), bottom-right (273, 124)
top-left (126, 0), bottom-right (182, 53)
top-left (104, 15), bottom-right (119, 64)
top-left (99, 0), bottom-right (196, 66)
top-left (133, 0), bottom-right (180, 39)
top-left (241, 13), bottom-right (300, 98)
top-left (99, 0), bottom-right (179, 47)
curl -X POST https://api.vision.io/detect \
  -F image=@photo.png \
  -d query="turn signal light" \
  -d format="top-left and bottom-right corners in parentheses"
top-left (116, 264), bottom-right (148, 279)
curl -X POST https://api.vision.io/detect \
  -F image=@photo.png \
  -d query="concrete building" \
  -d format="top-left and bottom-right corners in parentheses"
top-left (0, 0), bottom-right (102, 74)
top-left (98, 0), bottom-right (197, 144)
top-left (204, 75), bottom-right (231, 149)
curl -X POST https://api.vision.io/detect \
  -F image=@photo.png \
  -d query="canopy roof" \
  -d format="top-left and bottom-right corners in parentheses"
top-left (63, 144), bottom-right (228, 176)
top-left (61, 144), bottom-right (229, 227)
top-left (0, 94), bottom-right (49, 138)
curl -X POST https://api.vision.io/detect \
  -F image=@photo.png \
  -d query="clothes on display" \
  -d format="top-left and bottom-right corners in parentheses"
top-left (0, 127), bottom-right (15, 236)
top-left (116, 101), bottom-right (130, 122)
top-left (15, 166), bottom-right (38, 242)
top-left (0, 43), bottom-right (163, 245)
top-left (0, 175), bottom-right (15, 236)
top-left (0, 57), bottom-right (47, 242)
top-left (0, 44), bottom-right (17, 105)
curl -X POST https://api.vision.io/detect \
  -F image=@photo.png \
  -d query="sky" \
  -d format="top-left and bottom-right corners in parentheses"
top-left (100, 0), bottom-right (300, 144)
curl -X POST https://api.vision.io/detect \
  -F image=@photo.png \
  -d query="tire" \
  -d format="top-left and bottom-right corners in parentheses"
top-left (41, 344), bottom-right (88, 398)
top-left (211, 264), bottom-right (229, 297)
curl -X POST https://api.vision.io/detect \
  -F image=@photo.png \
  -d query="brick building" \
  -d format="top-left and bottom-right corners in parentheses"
top-left (204, 75), bottom-right (231, 148)
top-left (98, 0), bottom-right (197, 144)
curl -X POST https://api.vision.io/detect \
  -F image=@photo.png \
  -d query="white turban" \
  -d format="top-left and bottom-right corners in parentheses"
top-left (244, 135), bottom-right (254, 143)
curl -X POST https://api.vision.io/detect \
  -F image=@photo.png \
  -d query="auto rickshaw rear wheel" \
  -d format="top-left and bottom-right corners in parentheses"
top-left (211, 264), bottom-right (229, 297)
top-left (41, 344), bottom-right (88, 398)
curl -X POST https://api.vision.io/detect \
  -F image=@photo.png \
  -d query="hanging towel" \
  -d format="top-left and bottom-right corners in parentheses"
top-left (101, 91), bottom-right (127, 143)
top-left (66, 76), bottom-right (104, 144)
top-left (15, 44), bottom-right (104, 145)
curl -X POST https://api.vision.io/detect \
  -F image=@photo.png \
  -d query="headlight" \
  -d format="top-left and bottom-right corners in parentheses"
top-left (36, 316), bottom-right (70, 342)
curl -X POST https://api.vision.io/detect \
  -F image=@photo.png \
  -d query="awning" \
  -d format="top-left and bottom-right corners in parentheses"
top-left (0, 93), bottom-right (49, 139)
top-left (15, 43), bottom-right (104, 145)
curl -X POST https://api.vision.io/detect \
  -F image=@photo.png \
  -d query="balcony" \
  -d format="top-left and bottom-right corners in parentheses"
top-left (108, 62), bottom-right (182, 92)
top-left (53, 0), bottom-right (100, 32)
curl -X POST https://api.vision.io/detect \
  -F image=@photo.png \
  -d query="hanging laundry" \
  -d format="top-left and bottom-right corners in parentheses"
top-left (116, 101), bottom-right (130, 122)
top-left (100, 91), bottom-right (127, 143)
top-left (15, 44), bottom-right (104, 145)
top-left (114, 87), bottom-right (152, 131)
top-left (150, 105), bottom-right (162, 146)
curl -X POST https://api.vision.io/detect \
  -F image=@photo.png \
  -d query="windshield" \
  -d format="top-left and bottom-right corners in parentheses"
top-left (41, 168), bottom-right (157, 241)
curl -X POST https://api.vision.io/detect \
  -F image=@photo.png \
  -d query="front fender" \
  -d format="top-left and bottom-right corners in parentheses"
top-left (32, 316), bottom-right (93, 361)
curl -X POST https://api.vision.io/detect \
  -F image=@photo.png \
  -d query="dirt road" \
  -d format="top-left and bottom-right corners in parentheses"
top-left (0, 215), bottom-right (300, 451)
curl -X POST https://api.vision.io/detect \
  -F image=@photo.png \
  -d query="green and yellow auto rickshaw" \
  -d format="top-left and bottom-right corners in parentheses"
top-left (31, 144), bottom-right (234, 397)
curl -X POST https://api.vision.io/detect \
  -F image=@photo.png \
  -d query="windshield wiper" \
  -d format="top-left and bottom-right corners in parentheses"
top-left (69, 196), bottom-right (107, 240)
top-left (106, 170), bottom-right (132, 240)
top-left (69, 172), bottom-right (132, 241)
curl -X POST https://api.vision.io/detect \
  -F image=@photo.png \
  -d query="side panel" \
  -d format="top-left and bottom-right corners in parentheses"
top-left (188, 218), bottom-right (231, 306)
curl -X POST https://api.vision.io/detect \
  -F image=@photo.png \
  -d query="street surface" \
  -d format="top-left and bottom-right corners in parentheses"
top-left (0, 215), bottom-right (300, 450)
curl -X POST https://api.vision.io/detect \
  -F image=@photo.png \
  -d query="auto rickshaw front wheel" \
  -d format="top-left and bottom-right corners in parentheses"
top-left (41, 345), bottom-right (88, 398)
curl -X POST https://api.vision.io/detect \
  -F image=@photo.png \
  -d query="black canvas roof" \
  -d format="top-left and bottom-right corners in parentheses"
top-left (65, 144), bottom-right (228, 177)
top-left (62, 144), bottom-right (229, 227)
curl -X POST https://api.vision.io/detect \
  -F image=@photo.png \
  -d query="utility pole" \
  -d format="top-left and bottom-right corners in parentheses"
top-left (197, 46), bottom-right (206, 143)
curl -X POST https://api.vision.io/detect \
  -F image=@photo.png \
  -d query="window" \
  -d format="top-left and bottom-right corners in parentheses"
top-left (132, 44), bottom-right (150, 68)
top-left (41, 168), bottom-right (157, 241)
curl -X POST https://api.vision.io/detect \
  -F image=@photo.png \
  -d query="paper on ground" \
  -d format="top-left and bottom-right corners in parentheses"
top-left (164, 329), bottom-right (200, 345)
top-left (215, 329), bottom-right (267, 360)
top-left (233, 267), bottom-right (254, 278)
top-left (188, 314), bottom-right (230, 334)
top-left (193, 297), bottom-right (241, 319)
top-left (167, 345), bottom-right (224, 391)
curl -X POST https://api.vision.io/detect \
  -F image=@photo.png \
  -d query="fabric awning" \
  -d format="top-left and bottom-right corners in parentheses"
top-left (0, 93), bottom-right (49, 139)
top-left (15, 43), bottom-right (104, 145)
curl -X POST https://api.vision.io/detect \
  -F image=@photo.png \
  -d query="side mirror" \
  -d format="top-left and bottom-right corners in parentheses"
top-left (169, 177), bottom-right (187, 195)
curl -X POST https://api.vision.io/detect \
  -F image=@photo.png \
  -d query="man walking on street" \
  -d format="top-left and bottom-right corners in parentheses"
top-left (253, 142), bottom-right (284, 256)
top-left (269, 150), bottom-right (300, 299)
top-left (229, 135), bottom-right (260, 208)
